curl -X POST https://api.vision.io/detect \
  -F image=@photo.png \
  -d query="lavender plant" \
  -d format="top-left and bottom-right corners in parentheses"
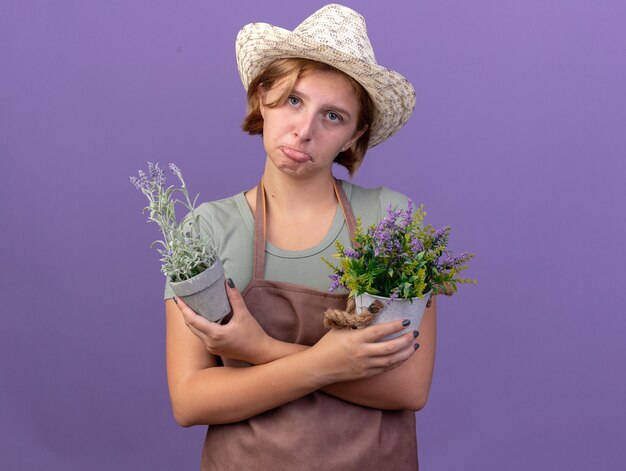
top-left (323, 201), bottom-right (475, 301)
top-left (130, 162), bottom-right (216, 282)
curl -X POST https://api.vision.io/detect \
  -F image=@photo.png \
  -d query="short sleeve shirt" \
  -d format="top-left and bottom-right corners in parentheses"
top-left (163, 180), bottom-right (409, 299)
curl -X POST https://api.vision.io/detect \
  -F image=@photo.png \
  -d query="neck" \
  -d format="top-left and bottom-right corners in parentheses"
top-left (261, 164), bottom-right (337, 211)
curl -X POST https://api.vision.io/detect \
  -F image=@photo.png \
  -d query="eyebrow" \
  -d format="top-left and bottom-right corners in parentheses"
top-left (291, 88), bottom-right (354, 120)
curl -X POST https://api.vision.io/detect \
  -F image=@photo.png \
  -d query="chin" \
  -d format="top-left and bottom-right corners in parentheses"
top-left (277, 166), bottom-right (310, 178)
top-left (272, 158), bottom-right (311, 176)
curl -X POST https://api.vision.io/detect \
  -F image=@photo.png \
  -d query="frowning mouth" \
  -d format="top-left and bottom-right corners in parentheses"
top-left (280, 146), bottom-right (312, 162)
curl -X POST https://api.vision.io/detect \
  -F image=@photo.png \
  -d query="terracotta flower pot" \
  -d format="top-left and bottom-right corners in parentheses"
top-left (169, 258), bottom-right (231, 323)
top-left (354, 291), bottom-right (431, 340)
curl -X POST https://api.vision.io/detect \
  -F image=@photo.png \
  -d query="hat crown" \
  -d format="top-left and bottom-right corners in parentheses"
top-left (292, 4), bottom-right (376, 64)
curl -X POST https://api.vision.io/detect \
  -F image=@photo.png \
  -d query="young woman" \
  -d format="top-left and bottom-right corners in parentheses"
top-left (164, 5), bottom-right (436, 469)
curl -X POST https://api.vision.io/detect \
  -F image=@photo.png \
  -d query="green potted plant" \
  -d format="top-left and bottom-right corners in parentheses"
top-left (130, 162), bottom-right (230, 322)
top-left (323, 201), bottom-right (475, 337)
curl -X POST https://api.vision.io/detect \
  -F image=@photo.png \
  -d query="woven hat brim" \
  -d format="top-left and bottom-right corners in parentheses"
top-left (236, 23), bottom-right (416, 148)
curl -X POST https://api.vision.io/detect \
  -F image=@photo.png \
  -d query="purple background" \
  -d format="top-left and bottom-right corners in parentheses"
top-left (2, 1), bottom-right (625, 469)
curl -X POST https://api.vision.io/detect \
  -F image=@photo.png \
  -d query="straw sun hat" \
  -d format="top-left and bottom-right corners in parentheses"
top-left (235, 4), bottom-right (416, 148)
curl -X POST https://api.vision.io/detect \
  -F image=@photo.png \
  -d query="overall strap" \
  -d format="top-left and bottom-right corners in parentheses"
top-left (252, 178), bottom-right (357, 280)
top-left (252, 178), bottom-right (268, 280)
top-left (333, 178), bottom-right (357, 242)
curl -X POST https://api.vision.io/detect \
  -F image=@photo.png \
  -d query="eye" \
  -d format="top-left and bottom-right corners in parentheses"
top-left (288, 96), bottom-right (301, 106)
top-left (327, 112), bottom-right (343, 122)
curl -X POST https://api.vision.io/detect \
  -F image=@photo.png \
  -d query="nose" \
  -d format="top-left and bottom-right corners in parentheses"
top-left (294, 111), bottom-right (315, 142)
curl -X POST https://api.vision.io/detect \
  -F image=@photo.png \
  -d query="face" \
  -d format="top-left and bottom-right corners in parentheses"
top-left (258, 69), bottom-right (366, 178)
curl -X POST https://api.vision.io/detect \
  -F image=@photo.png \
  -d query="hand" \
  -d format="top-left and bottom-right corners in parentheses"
top-left (175, 280), bottom-right (272, 364)
top-left (309, 319), bottom-right (419, 385)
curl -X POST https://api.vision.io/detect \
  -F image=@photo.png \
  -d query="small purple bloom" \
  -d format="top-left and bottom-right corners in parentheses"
top-left (147, 162), bottom-right (166, 187)
top-left (439, 251), bottom-right (472, 270)
top-left (129, 176), bottom-right (141, 190)
top-left (328, 272), bottom-right (344, 292)
top-left (343, 248), bottom-right (360, 259)
top-left (410, 236), bottom-right (423, 253)
top-left (130, 170), bottom-right (149, 190)
top-left (403, 199), bottom-right (414, 225)
top-left (386, 290), bottom-right (400, 306)
top-left (432, 226), bottom-right (450, 246)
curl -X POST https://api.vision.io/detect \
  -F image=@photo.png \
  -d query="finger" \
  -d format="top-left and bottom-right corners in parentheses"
top-left (225, 278), bottom-right (246, 319)
top-left (360, 318), bottom-right (412, 342)
top-left (173, 296), bottom-right (195, 324)
top-left (176, 296), bottom-right (222, 335)
top-left (173, 295), bottom-right (193, 315)
top-left (367, 329), bottom-right (416, 357)
top-left (175, 298), bottom-right (201, 326)
top-left (185, 322), bottom-right (207, 340)
top-left (370, 340), bottom-right (417, 371)
top-left (184, 321), bottom-right (224, 355)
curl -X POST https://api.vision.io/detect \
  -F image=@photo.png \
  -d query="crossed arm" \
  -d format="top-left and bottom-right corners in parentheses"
top-left (165, 282), bottom-right (436, 427)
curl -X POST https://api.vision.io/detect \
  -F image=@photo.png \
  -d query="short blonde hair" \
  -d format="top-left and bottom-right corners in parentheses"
top-left (241, 58), bottom-right (374, 176)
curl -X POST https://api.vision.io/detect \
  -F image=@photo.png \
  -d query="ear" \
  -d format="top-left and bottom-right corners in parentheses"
top-left (344, 124), bottom-right (368, 150)
top-left (257, 87), bottom-right (266, 118)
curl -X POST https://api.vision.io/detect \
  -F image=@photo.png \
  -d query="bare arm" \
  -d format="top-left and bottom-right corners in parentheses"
top-left (257, 297), bottom-right (436, 410)
top-left (167, 297), bottom-right (320, 426)
top-left (170, 282), bottom-right (435, 421)
top-left (166, 289), bottom-right (418, 426)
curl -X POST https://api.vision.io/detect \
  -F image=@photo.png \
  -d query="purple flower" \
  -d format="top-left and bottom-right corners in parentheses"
top-left (386, 289), bottom-right (400, 306)
top-left (129, 176), bottom-right (141, 190)
top-left (343, 248), bottom-right (360, 259)
top-left (410, 236), bottom-right (423, 253)
top-left (328, 272), bottom-right (344, 292)
top-left (403, 199), bottom-right (415, 225)
top-left (130, 169), bottom-right (149, 190)
top-left (432, 226), bottom-right (450, 247)
top-left (324, 196), bottom-right (473, 299)
top-left (439, 251), bottom-right (473, 270)
top-left (147, 162), bottom-right (166, 187)
top-left (369, 206), bottom-right (408, 258)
